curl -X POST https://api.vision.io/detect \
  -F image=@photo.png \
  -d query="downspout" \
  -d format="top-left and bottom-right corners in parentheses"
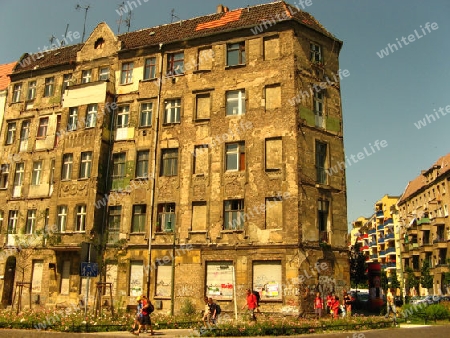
top-left (147, 43), bottom-right (164, 298)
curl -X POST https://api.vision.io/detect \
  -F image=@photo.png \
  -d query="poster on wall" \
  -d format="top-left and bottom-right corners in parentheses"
top-left (206, 262), bottom-right (233, 299)
top-left (253, 261), bottom-right (282, 300)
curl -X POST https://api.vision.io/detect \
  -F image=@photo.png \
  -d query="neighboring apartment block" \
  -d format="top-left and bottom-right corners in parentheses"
top-left (0, 1), bottom-right (348, 313)
top-left (397, 153), bottom-right (450, 295)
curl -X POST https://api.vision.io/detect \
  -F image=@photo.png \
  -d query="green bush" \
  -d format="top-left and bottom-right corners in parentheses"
top-left (425, 304), bottom-right (450, 322)
top-left (180, 298), bottom-right (197, 316)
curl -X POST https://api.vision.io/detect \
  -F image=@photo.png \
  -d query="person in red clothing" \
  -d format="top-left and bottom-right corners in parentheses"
top-left (241, 289), bottom-right (257, 321)
top-left (314, 292), bottom-right (323, 319)
top-left (326, 292), bottom-right (333, 315)
top-left (331, 295), bottom-right (340, 319)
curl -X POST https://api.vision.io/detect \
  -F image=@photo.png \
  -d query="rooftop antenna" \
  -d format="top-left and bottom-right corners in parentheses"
top-left (49, 35), bottom-right (56, 45)
top-left (124, 9), bottom-right (132, 33)
top-left (76, 4), bottom-right (91, 43)
top-left (117, 2), bottom-right (125, 34)
top-left (61, 24), bottom-right (70, 46)
top-left (171, 8), bottom-right (181, 23)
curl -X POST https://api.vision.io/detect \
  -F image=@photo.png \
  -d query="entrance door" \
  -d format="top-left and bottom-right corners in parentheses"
top-left (1, 256), bottom-right (16, 307)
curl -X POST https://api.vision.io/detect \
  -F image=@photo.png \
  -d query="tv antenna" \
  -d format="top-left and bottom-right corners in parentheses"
top-left (61, 24), bottom-right (70, 46)
top-left (117, 2), bottom-right (132, 34)
top-left (76, 4), bottom-right (91, 43)
top-left (49, 35), bottom-right (56, 45)
top-left (171, 9), bottom-right (181, 23)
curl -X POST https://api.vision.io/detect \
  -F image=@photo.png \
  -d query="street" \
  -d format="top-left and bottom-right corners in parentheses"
top-left (0, 324), bottom-right (448, 338)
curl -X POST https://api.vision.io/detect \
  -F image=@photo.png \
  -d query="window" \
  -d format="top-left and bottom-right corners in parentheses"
top-left (225, 142), bottom-right (245, 171)
top-left (318, 200), bottom-right (329, 242)
top-left (117, 106), bottom-right (129, 128)
top-left (62, 153), bottom-right (73, 180)
top-left (164, 99), bottom-right (181, 123)
top-left (8, 210), bottom-right (19, 234)
top-left (191, 201), bottom-right (207, 231)
top-left (313, 91), bottom-right (324, 128)
top-left (144, 57), bottom-right (156, 80)
top-left (129, 261), bottom-right (143, 296)
top-left (14, 162), bottom-right (24, 186)
top-left (99, 67), bottom-right (109, 81)
top-left (108, 206), bottom-right (122, 243)
top-left (167, 52), bottom-right (184, 76)
top-left (265, 84), bottom-right (281, 109)
top-left (0, 164), bottom-right (9, 189)
top-left (136, 150), bottom-right (149, 178)
top-left (155, 264), bottom-right (171, 298)
top-left (60, 260), bottom-right (70, 295)
top-left (81, 70), bottom-right (92, 84)
top-left (227, 42), bottom-right (246, 66)
top-left (132, 205), bottom-right (146, 233)
top-left (310, 43), bottom-right (322, 63)
top-left (6, 122), bottom-right (16, 145)
top-left (193, 145), bottom-right (208, 174)
top-left (68, 107), bottom-right (78, 131)
top-left (62, 74), bottom-right (72, 93)
top-left (112, 153), bottom-right (126, 178)
top-left (206, 262), bottom-right (233, 299)
top-left (316, 141), bottom-right (328, 184)
top-left (263, 35), bottom-right (280, 60)
top-left (94, 37), bottom-right (105, 49)
top-left (195, 93), bottom-right (211, 120)
top-left (157, 203), bottom-right (175, 232)
top-left (20, 120), bottom-right (30, 142)
top-left (140, 103), bottom-right (152, 127)
top-left (224, 199), bottom-right (244, 230)
top-left (44, 77), bottom-right (54, 97)
top-left (86, 104), bottom-right (97, 128)
top-left (160, 149), bottom-right (178, 176)
top-left (197, 47), bottom-right (213, 70)
top-left (57, 205), bottom-right (67, 232)
top-left (120, 62), bottom-right (134, 84)
top-left (27, 81), bottom-right (36, 100)
top-left (26, 209), bottom-right (36, 234)
top-left (253, 261), bottom-right (282, 300)
top-left (226, 90), bottom-right (245, 115)
top-left (265, 197), bottom-right (282, 229)
top-left (79, 152), bottom-right (92, 179)
top-left (31, 161), bottom-right (42, 185)
top-left (76, 205), bottom-right (87, 232)
top-left (12, 83), bottom-right (22, 103)
top-left (37, 117), bottom-right (49, 138)
top-left (265, 138), bottom-right (282, 170)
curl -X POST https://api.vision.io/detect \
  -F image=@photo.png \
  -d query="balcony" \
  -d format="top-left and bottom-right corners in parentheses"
top-left (433, 238), bottom-right (448, 248)
top-left (384, 218), bottom-right (394, 226)
top-left (368, 229), bottom-right (376, 235)
top-left (376, 210), bottom-right (384, 218)
top-left (362, 245), bottom-right (370, 252)
top-left (434, 264), bottom-right (449, 273)
top-left (370, 241), bottom-right (377, 247)
top-left (406, 225), bottom-right (418, 235)
top-left (370, 254), bottom-right (378, 260)
top-left (431, 216), bottom-right (446, 226)
top-left (379, 250), bottom-right (386, 258)
top-left (385, 233), bottom-right (395, 241)
top-left (385, 247), bottom-right (396, 255)
top-left (386, 262), bottom-right (396, 269)
top-left (377, 224), bottom-right (385, 231)
top-left (417, 217), bottom-right (431, 225)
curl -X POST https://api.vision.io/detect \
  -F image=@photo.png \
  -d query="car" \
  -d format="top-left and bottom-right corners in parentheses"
top-left (410, 296), bottom-right (426, 305)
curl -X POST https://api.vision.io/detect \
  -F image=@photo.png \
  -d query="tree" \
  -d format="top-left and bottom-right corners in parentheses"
top-left (420, 260), bottom-right (434, 294)
top-left (404, 266), bottom-right (419, 296)
top-left (349, 242), bottom-right (367, 291)
top-left (390, 269), bottom-right (400, 289)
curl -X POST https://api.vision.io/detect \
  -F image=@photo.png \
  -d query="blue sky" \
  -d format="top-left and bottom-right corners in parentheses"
top-left (1, 0), bottom-right (449, 231)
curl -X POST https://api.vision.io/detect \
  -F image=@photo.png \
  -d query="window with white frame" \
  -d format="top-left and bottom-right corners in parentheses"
top-left (136, 150), bottom-right (149, 178)
top-left (12, 83), bottom-right (22, 103)
top-left (310, 43), bottom-right (322, 63)
top-left (57, 205), bottom-right (68, 232)
top-left (68, 107), bottom-right (78, 131)
top-left (140, 103), bottom-right (152, 127)
top-left (120, 62), bottom-right (134, 84)
top-left (25, 209), bottom-right (36, 234)
top-left (164, 99), bottom-right (181, 124)
top-left (20, 120), bottom-right (30, 142)
top-left (225, 142), bottom-right (245, 171)
top-left (206, 262), bottom-right (233, 299)
top-left (7, 210), bottom-right (18, 234)
top-left (226, 90), bottom-right (245, 115)
top-left (27, 81), bottom-right (36, 100)
top-left (253, 261), bottom-right (282, 300)
top-left (224, 199), bottom-right (244, 230)
top-left (0, 164), bottom-right (9, 189)
top-left (37, 117), bottom-right (49, 138)
top-left (44, 77), bottom-right (54, 97)
top-left (62, 153), bottom-right (73, 180)
top-left (62, 73), bottom-right (72, 92)
top-left (144, 57), bottom-right (156, 80)
top-left (99, 67), bottom-right (109, 81)
top-left (76, 204), bottom-right (87, 232)
top-left (160, 149), bottom-right (178, 176)
top-left (157, 203), bottom-right (175, 232)
top-left (14, 162), bottom-right (24, 187)
top-left (31, 161), bottom-right (42, 185)
top-left (86, 104), bottom-right (97, 128)
top-left (117, 106), bottom-right (129, 128)
top-left (6, 122), bottom-right (16, 145)
top-left (132, 204), bottom-right (146, 233)
top-left (79, 152), bottom-right (92, 179)
top-left (167, 52), bottom-right (184, 76)
top-left (227, 42), bottom-right (246, 66)
top-left (81, 69), bottom-right (92, 84)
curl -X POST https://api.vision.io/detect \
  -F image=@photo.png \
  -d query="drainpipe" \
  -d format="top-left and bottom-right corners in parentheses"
top-left (147, 43), bottom-right (164, 299)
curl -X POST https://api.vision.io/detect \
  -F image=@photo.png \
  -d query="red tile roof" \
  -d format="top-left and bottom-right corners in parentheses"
top-left (0, 62), bottom-right (16, 90)
top-left (196, 9), bottom-right (243, 31)
top-left (398, 152), bottom-right (450, 204)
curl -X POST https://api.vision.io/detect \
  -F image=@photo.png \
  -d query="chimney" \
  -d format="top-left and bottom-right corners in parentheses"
top-left (223, 6), bottom-right (229, 12)
top-left (216, 4), bottom-right (224, 13)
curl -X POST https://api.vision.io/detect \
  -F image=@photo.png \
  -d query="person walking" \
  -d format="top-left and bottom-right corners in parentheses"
top-left (241, 289), bottom-right (257, 321)
top-left (208, 298), bottom-right (218, 324)
top-left (314, 292), bottom-right (323, 319)
top-left (134, 295), bottom-right (154, 335)
top-left (326, 292), bottom-right (333, 316)
top-left (385, 288), bottom-right (397, 325)
top-left (330, 295), bottom-right (340, 319)
top-left (202, 296), bottom-right (211, 326)
top-left (131, 296), bottom-right (143, 333)
top-left (343, 290), bottom-right (352, 317)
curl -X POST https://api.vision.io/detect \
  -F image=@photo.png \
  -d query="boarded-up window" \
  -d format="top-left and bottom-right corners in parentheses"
top-left (206, 262), bottom-right (233, 300)
top-left (265, 198), bottom-right (282, 229)
top-left (265, 137), bottom-right (282, 170)
top-left (198, 47), bottom-right (213, 70)
top-left (155, 264), bottom-right (171, 298)
top-left (263, 35), bottom-right (280, 60)
top-left (193, 145), bottom-right (208, 174)
top-left (196, 94), bottom-right (211, 120)
top-left (192, 202), bottom-right (207, 231)
top-left (31, 260), bottom-right (44, 293)
top-left (60, 260), bottom-right (70, 295)
top-left (253, 261), bottom-right (282, 300)
top-left (265, 85), bottom-right (281, 109)
top-left (129, 261), bottom-right (143, 296)
top-left (106, 262), bottom-right (118, 296)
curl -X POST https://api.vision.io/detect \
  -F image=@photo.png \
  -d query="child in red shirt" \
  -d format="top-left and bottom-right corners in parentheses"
top-left (331, 295), bottom-right (340, 319)
top-left (326, 292), bottom-right (333, 314)
top-left (314, 292), bottom-right (323, 319)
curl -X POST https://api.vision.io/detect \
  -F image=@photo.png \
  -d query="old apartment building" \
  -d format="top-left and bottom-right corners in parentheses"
top-left (0, 1), bottom-right (348, 313)
top-left (398, 153), bottom-right (450, 295)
